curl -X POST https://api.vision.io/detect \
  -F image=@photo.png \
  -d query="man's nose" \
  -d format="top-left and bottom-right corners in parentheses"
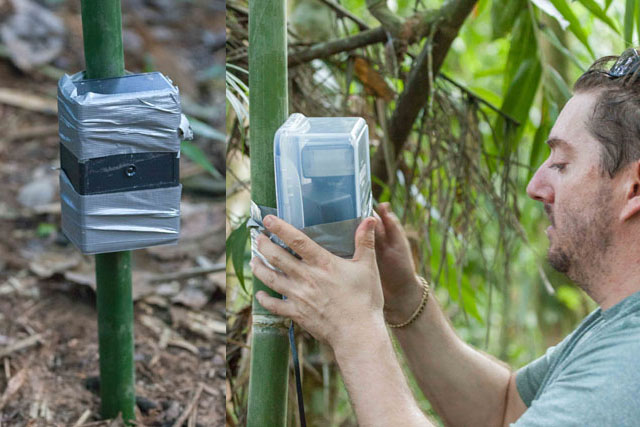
top-left (526, 166), bottom-right (554, 203)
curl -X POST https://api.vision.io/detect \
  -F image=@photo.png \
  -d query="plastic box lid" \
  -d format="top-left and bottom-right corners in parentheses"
top-left (274, 113), bottom-right (371, 229)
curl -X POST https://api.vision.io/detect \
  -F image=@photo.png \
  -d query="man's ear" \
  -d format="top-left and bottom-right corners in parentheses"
top-left (620, 160), bottom-right (640, 222)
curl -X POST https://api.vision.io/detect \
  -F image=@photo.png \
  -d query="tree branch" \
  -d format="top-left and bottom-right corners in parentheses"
top-left (288, 27), bottom-right (387, 67)
top-left (372, 0), bottom-right (478, 198)
top-left (287, 9), bottom-right (440, 68)
top-left (318, 0), bottom-right (370, 31)
top-left (366, 0), bottom-right (405, 36)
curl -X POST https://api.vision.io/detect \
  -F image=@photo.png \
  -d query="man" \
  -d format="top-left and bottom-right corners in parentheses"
top-left (250, 49), bottom-right (640, 426)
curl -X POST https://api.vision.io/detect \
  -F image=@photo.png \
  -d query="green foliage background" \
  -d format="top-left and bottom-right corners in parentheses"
top-left (226, 0), bottom-right (634, 424)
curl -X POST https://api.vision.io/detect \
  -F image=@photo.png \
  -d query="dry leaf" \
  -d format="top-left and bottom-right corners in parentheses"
top-left (353, 56), bottom-right (395, 102)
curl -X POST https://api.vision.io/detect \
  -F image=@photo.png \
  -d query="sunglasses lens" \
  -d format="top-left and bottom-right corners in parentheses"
top-left (609, 48), bottom-right (640, 77)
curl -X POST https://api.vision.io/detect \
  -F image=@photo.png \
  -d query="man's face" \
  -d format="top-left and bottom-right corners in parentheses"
top-left (526, 92), bottom-right (617, 285)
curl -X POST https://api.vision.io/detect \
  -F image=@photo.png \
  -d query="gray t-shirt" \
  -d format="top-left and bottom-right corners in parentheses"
top-left (514, 290), bottom-right (640, 426)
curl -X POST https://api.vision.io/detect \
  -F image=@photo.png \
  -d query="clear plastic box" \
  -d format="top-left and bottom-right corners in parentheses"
top-left (274, 113), bottom-right (372, 230)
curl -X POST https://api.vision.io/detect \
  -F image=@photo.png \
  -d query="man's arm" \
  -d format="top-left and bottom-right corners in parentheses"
top-left (505, 373), bottom-right (528, 425)
top-left (375, 204), bottom-right (527, 426)
top-left (332, 315), bottom-right (434, 426)
top-left (389, 276), bottom-right (527, 426)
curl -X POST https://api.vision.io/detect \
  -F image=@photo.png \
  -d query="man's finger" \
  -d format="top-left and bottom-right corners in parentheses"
top-left (250, 257), bottom-right (293, 297)
top-left (379, 203), bottom-right (403, 243)
top-left (372, 210), bottom-right (387, 245)
top-left (257, 234), bottom-right (303, 279)
top-left (263, 215), bottom-right (332, 266)
top-left (255, 291), bottom-right (297, 318)
top-left (352, 217), bottom-right (377, 262)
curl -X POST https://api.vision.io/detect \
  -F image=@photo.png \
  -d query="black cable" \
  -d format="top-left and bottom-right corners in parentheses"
top-left (289, 322), bottom-right (307, 427)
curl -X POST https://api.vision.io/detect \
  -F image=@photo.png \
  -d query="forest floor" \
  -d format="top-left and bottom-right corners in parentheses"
top-left (0, 0), bottom-right (226, 425)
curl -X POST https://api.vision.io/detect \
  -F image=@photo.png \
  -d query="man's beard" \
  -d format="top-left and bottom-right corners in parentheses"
top-left (546, 186), bottom-right (613, 289)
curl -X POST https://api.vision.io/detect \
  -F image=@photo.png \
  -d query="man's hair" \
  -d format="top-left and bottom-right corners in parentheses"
top-left (573, 51), bottom-right (640, 177)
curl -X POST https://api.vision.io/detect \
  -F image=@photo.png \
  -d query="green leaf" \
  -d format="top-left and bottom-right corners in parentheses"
top-left (226, 87), bottom-right (249, 124)
top-left (605, 0), bottom-right (614, 11)
top-left (624, 0), bottom-right (635, 46)
top-left (545, 65), bottom-right (572, 105)
top-left (37, 223), bottom-right (56, 238)
top-left (467, 86), bottom-right (502, 107)
top-left (575, 0), bottom-right (620, 34)
top-left (490, 0), bottom-right (527, 39)
top-left (503, 9), bottom-right (538, 93)
top-left (461, 276), bottom-right (483, 324)
top-left (188, 116), bottom-right (226, 141)
top-left (540, 25), bottom-right (586, 71)
top-left (226, 218), bottom-right (250, 293)
top-left (226, 65), bottom-right (250, 123)
top-left (556, 285), bottom-right (582, 311)
top-left (501, 58), bottom-right (543, 123)
top-left (181, 140), bottom-right (223, 179)
top-left (636, 0), bottom-right (640, 45)
top-left (548, 0), bottom-right (595, 58)
top-left (528, 99), bottom-right (551, 182)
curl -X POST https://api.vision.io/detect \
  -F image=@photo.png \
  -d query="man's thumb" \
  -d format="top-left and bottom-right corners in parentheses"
top-left (353, 217), bottom-right (376, 261)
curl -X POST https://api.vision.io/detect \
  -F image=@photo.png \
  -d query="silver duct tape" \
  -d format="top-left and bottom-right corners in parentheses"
top-left (248, 202), bottom-right (281, 270)
top-left (60, 171), bottom-right (181, 254)
top-left (57, 71), bottom-right (185, 161)
top-left (248, 201), bottom-right (364, 265)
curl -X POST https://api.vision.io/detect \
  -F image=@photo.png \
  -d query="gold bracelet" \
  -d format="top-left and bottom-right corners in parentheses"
top-left (386, 276), bottom-right (430, 329)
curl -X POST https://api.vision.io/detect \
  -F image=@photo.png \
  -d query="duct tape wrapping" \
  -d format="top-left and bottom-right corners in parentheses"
top-left (60, 171), bottom-right (181, 254)
top-left (57, 71), bottom-right (191, 161)
top-left (247, 202), bottom-right (283, 271)
top-left (247, 201), bottom-right (364, 267)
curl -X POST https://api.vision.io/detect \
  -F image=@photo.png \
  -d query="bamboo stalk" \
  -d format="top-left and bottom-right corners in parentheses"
top-left (79, 1), bottom-right (135, 423)
top-left (246, 0), bottom-right (290, 425)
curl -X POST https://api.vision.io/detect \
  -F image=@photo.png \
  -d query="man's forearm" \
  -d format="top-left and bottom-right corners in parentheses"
top-left (332, 315), bottom-right (432, 427)
top-left (391, 279), bottom-right (512, 426)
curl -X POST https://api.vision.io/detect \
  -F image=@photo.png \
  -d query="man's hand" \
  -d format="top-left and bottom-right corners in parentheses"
top-left (250, 215), bottom-right (384, 349)
top-left (251, 214), bottom-right (432, 426)
top-left (374, 202), bottom-right (423, 323)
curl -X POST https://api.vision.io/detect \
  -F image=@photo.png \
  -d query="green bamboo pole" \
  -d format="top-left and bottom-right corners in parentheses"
top-left (246, 0), bottom-right (290, 425)
top-left (79, 1), bottom-right (135, 423)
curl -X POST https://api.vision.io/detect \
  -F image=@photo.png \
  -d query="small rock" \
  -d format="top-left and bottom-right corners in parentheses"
top-left (0, 0), bottom-right (65, 71)
top-left (83, 376), bottom-right (100, 395)
top-left (163, 400), bottom-right (181, 423)
top-left (172, 285), bottom-right (209, 309)
top-left (135, 396), bottom-right (158, 415)
top-left (17, 172), bottom-right (56, 209)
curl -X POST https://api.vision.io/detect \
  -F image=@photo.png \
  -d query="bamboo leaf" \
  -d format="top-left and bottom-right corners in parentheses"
top-left (540, 25), bottom-right (586, 71)
top-left (226, 65), bottom-right (250, 124)
top-left (547, 0), bottom-right (595, 58)
top-left (504, 9), bottom-right (538, 93)
top-left (528, 99), bottom-right (551, 182)
top-left (546, 65), bottom-right (572, 105)
top-left (226, 218), bottom-right (250, 293)
top-left (575, 0), bottom-right (620, 34)
top-left (605, 0), bottom-right (614, 11)
top-left (636, 0), bottom-right (640, 45)
top-left (188, 116), bottom-right (226, 141)
top-left (624, 0), bottom-right (635, 46)
top-left (490, 0), bottom-right (527, 39)
top-left (181, 140), bottom-right (223, 179)
top-left (461, 277), bottom-right (483, 324)
top-left (531, 0), bottom-right (569, 29)
top-left (226, 88), bottom-right (248, 124)
top-left (502, 59), bottom-right (543, 123)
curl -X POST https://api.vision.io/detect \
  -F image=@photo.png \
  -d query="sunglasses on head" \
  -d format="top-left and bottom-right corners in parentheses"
top-left (606, 48), bottom-right (640, 78)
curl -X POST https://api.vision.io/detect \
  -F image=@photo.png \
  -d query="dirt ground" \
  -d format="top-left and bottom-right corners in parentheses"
top-left (0, 0), bottom-right (226, 425)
